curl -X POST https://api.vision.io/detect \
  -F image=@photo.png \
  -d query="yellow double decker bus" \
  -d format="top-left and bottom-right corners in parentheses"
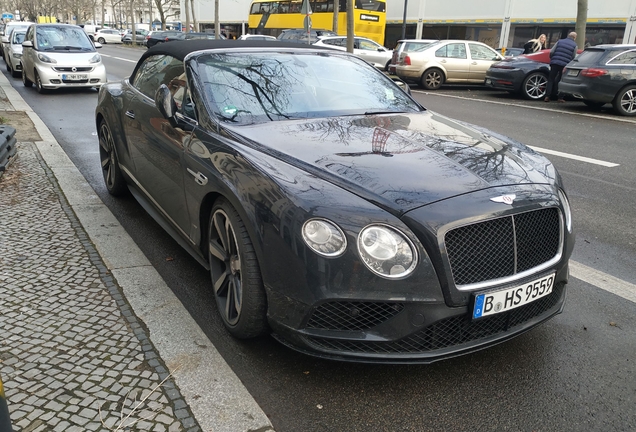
top-left (248, 0), bottom-right (386, 45)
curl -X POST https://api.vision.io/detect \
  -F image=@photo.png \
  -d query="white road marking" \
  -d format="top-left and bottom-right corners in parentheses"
top-left (414, 90), bottom-right (636, 125)
top-left (100, 54), bottom-right (137, 63)
top-left (570, 260), bottom-right (636, 304)
top-left (529, 146), bottom-right (620, 167)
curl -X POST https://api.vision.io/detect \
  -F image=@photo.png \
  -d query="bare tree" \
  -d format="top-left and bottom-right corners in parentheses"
top-left (153, 0), bottom-right (179, 30)
top-left (184, 0), bottom-right (190, 33)
top-left (189, 0), bottom-right (197, 31)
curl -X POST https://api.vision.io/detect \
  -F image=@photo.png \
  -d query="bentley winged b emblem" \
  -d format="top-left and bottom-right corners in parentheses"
top-left (490, 194), bottom-right (516, 205)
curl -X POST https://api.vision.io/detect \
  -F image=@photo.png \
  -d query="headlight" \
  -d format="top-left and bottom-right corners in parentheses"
top-left (37, 53), bottom-right (57, 63)
top-left (88, 53), bottom-right (101, 64)
top-left (558, 189), bottom-right (572, 233)
top-left (302, 219), bottom-right (347, 257)
top-left (357, 225), bottom-right (418, 279)
top-left (12, 53), bottom-right (22, 59)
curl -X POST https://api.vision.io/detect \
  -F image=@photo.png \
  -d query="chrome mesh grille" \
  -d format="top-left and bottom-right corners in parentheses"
top-left (445, 208), bottom-right (560, 286)
top-left (306, 283), bottom-right (564, 354)
top-left (306, 302), bottom-right (404, 331)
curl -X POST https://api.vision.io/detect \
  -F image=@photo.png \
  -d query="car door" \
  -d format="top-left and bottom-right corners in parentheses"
top-left (21, 25), bottom-right (35, 82)
top-left (123, 54), bottom-right (193, 235)
top-left (468, 43), bottom-right (501, 81)
top-left (355, 37), bottom-right (390, 69)
top-left (434, 42), bottom-right (470, 81)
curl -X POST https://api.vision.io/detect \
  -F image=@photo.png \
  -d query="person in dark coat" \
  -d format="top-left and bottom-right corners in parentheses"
top-left (523, 34), bottom-right (546, 54)
top-left (545, 32), bottom-right (578, 102)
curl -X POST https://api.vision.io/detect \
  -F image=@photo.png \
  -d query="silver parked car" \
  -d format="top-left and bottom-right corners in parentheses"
top-left (396, 40), bottom-right (504, 89)
top-left (21, 23), bottom-right (107, 93)
top-left (4, 29), bottom-right (26, 77)
top-left (313, 36), bottom-right (393, 70)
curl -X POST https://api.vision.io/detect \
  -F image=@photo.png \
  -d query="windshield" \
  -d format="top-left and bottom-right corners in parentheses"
top-left (196, 51), bottom-right (421, 125)
top-left (36, 26), bottom-right (94, 51)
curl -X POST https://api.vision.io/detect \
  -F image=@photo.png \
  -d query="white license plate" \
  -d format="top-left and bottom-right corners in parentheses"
top-left (567, 69), bottom-right (579, 77)
top-left (62, 74), bottom-right (88, 80)
top-left (473, 273), bottom-right (555, 319)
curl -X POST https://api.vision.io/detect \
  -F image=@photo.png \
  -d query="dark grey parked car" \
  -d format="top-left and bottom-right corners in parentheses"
top-left (560, 44), bottom-right (636, 116)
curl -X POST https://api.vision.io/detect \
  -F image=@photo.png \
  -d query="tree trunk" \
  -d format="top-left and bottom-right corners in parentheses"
top-left (185, 0), bottom-right (191, 33)
top-left (214, 0), bottom-right (219, 39)
top-left (191, 0), bottom-right (198, 32)
top-left (346, 0), bottom-right (353, 52)
top-left (575, 0), bottom-right (587, 48)
top-left (101, 0), bottom-right (105, 28)
top-left (130, 0), bottom-right (136, 43)
top-left (332, 0), bottom-right (339, 34)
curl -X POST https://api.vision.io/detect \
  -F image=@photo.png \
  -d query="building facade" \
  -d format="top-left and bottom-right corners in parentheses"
top-left (386, 0), bottom-right (636, 49)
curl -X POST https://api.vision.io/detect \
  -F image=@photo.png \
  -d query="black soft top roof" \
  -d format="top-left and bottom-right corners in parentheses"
top-left (141, 39), bottom-right (325, 62)
top-left (131, 39), bottom-right (331, 81)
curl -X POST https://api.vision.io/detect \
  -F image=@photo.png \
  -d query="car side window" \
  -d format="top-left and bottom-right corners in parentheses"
top-left (436, 43), bottom-right (467, 59)
top-left (608, 50), bottom-right (636, 65)
top-left (359, 39), bottom-right (379, 51)
top-left (132, 55), bottom-right (185, 100)
top-left (26, 26), bottom-right (34, 42)
top-left (469, 43), bottom-right (496, 60)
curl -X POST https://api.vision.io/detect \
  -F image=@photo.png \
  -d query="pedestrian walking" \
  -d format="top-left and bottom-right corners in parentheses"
top-left (544, 32), bottom-right (578, 102)
top-left (523, 34), bottom-right (547, 54)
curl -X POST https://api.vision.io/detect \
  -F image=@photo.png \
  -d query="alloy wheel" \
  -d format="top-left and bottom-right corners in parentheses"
top-left (99, 123), bottom-right (117, 190)
top-left (423, 70), bottom-right (443, 90)
top-left (619, 88), bottom-right (636, 115)
top-left (523, 73), bottom-right (547, 100)
top-left (209, 209), bottom-right (243, 326)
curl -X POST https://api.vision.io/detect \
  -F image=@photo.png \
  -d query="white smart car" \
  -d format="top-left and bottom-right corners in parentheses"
top-left (20, 23), bottom-right (107, 93)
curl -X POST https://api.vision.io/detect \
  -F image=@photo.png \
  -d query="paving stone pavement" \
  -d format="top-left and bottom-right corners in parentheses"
top-left (0, 142), bottom-right (201, 432)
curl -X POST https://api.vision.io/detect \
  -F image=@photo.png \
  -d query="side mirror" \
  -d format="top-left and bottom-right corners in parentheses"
top-left (22, 40), bottom-right (33, 48)
top-left (1, 37), bottom-right (8, 44)
top-left (94, 41), bottom-right (102, 49)
top-left (155, 84), bottom-right (178, 127)
top-left (391, 77), bottom-right (411, 95)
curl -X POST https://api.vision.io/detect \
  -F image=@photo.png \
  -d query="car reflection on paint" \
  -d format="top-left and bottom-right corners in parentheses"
top-left (95, 40), bottom-right (574, 363)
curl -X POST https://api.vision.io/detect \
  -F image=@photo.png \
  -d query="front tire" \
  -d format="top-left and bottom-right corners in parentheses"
top-left (420, 68), bottom-right (444, 90)
top-left (22, 69), bottom-right (32, 87)
top-left (208, 199), bottom-right (267, 339)
top-left (522, 72), bottom-right (548, 100)
top-left (612, 85), bottom-right (636, 116)
top-left (34, 71), bottom-right (46, 94)
top-left (98, 120), bottom-right (128, 196)
top-left (98, 37), bottom-right (106, 44)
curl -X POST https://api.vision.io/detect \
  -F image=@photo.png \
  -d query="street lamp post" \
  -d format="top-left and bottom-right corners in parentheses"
top-left (401, 0), bottom-right (408, 40)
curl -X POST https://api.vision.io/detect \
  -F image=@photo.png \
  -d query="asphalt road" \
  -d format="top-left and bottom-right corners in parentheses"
top-left (5, 44), bottom-right (636, 431)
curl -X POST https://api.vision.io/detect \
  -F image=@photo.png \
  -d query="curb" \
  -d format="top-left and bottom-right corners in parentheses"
top-left (0, 70), bottom-right (274, 431)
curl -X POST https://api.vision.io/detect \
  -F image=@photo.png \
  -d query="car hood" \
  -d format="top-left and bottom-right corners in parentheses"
top-left (227, 110), bottom-right (557, 214)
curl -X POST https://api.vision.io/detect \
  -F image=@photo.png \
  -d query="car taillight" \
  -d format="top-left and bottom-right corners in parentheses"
top-left (580, 68), bottom-right (608, 78)
top-left (404, 55), bottom-right (411, 66)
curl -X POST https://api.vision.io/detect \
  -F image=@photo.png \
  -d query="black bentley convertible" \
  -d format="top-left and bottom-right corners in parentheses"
top-left (96, 40), bottom-right (574, 363)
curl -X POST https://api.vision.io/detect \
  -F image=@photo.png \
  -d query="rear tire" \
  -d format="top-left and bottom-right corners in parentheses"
top-left (612, 85), bottom-right (636, 116)
top-left (98, 37), bottom-right (106, 44)
top-left (208, 199), bottom-right (268, 339)
top-left (420, 68), bottom-right (444, 90)
top-left (521, 72), bottom-right (548, 100)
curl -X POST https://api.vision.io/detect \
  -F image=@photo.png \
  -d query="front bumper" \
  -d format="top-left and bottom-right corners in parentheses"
top-left (36, 63), bottom-right (107, 89)
top-left (269, 278), bottom-right (567, 364)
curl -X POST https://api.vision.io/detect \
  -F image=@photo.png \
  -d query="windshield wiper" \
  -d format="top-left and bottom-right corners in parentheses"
top-left (52, 45), bottom-right (84, 50)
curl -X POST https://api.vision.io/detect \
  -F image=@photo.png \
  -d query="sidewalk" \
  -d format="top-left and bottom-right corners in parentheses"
top-left (0, 74), bottom-right (274, 431)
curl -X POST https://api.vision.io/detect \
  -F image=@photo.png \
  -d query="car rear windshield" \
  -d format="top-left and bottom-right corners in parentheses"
top-left (196, 51), bottom-right (421, 124)
top-left (569, 49), bottom-right (607, 66)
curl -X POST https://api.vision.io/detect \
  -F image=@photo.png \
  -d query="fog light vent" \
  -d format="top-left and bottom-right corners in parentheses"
top-left (306, 301), bottom-right (404, 331)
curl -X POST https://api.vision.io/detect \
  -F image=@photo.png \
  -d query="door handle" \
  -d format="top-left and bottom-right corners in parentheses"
top-left (187, 168), bottom-right (208, 186)
top-left (125, 110), bottom-right (135, 119)
top-left (440, 60), bottom-right (447, 63)
top-left (471, 61), bottom-right (478, 65)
